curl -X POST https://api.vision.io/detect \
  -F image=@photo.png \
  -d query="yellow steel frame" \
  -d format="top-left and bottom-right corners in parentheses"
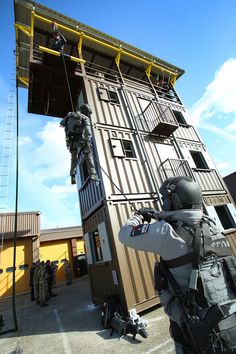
top-left (14, 10), bottom-right (179, 86)
top-left (33, 12), bottom-right (179, 83)
top-left (18, 76), bottom-right (29, 87)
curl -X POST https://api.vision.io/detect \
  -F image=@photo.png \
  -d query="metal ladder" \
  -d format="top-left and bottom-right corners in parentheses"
top-left (0, 71), bottom-right (16, 262)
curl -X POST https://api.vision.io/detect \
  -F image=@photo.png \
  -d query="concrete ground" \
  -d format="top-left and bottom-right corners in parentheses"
top-left (0, 275), bottom-right (175, 354)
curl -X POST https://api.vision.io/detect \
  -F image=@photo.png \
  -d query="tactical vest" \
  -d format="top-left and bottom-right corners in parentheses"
top-left (154, 217), bottom-right (236, 353)
top-left (67, 116), bottom-right (83, 137)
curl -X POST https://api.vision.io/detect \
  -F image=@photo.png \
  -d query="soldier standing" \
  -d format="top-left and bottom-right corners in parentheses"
top-left (33, 261), bottom-right (40, 305)
top-left (38, 261), bottom-right (49, 307)
top-left (63, 259), bottom-right (72, 285)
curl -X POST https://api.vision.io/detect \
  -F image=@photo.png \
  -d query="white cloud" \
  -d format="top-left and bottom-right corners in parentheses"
top-left (27, 121), bottom-right (70, 182)
top-left (190, 58), bottom-right (236, 135)
top-left (17, 119), bottom-right (81, 229)
top-left (225, 118), bottom-right (236, 132)
top-left (216, 161), bottom-right (230, 170)
top-left (189, 58), bottom-right (236, 176)
top-left (19, 136), bottom-right (32, 146)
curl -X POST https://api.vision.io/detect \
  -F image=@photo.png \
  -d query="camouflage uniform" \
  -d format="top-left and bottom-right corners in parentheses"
top-left (38, 264), bottom-right (49, 307)
top-left (33, 262), bottom-right (40, 304)
top-left (60, 104), bottom-right (99, 184)
top-left (64, 260), bottom-right (72, 285)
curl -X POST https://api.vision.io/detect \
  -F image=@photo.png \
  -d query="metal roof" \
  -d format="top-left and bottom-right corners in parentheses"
top-left (14, 0), bottom-right (185, 89)
top-left (0, 211), bottom-right (41, 239)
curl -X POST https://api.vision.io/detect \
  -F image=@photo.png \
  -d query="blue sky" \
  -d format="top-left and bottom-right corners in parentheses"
top-left (1, 0), bottom-right (236, 229)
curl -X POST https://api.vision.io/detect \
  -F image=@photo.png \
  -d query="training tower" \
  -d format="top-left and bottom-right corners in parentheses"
top-left (14, 0), bottom-right (236, 313)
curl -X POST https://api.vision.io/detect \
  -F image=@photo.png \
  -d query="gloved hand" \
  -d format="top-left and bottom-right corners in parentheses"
top-left (135, 208), bottom-right (156, 223)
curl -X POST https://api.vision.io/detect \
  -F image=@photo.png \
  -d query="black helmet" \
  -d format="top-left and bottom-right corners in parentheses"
top-left (160, 176), bottom-right (202, 211)
top-left (80, 103), bottom-right (92, 114)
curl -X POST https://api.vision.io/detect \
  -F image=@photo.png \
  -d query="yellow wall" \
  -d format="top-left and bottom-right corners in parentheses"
top-left (76, 238), bottom-right (85, 255)
top-left (39, 239), bottom-right (72, 284)
top-left (0, 237), bottom-right (85, 297)
top-left (0, 238), bottom-right (32, 298)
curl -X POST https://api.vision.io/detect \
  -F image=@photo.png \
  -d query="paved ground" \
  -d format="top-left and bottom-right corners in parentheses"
top-left (0, 275), bottom-right (175, 354)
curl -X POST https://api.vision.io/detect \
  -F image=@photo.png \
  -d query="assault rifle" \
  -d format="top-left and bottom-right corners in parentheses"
top-left (110, 309), bottom-right (148, 340)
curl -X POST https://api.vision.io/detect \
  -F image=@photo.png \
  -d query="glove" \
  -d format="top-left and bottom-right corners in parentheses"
top-left (135, 208), bottom-right (156, 223)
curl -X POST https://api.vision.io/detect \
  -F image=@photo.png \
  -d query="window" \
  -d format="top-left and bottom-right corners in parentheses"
top-left (19, 264), bottom-right (29, 270)
top-left (0, 269), bottom-right (3, 274)
top-left (6, 267), bottom-right (16, 273)
top-left (91, 231), bottom-right (103, 262)
top-left (190, 150), bottom-right (208, 169)
top-left (173, 110), bottom-right (187, 125)
top-left (98, 88), bottom-right (119, 104)
top-left (109, 91), bottom-right (119, 104)
top-left (215, 205), bottom-right (236, 229)
top-left (110, 138), bottom-right (136, 158)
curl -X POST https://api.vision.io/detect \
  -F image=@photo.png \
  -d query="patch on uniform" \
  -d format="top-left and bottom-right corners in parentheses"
top-left (131, 224), bottom-right (150, 237)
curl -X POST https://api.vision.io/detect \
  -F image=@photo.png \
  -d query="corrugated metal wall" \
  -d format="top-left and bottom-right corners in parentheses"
top-left (224, 229), bottom-right (236, 256)
top-left (83, 200), bottom-right (160, 312)
top-left (109, 201), bottom-right (160, 312)
top-left (0, 211), bottom-right (40, 239)
top-left (174, 125), bottom-right (201, 142)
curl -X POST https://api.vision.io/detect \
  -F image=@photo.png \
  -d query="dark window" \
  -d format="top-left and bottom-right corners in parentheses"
top-left (6, 267), bottom-right (16, 273)
top-left (0, 269), bottom-right (3, 274)
top-left (123, 140), bottom-right (136, 158)
top-left (91, 231), bottom-right (103, 262)
top-left (110, 138), bottom-right (136, 159)
top-left (215, 205), bottom-right (236, 229)
top-left (98, 88), bottom-right (119, 104)
top-left (108, 91), bottom-right (119, 104)
top-left (173, 110), bottom-right (187, 125)
top-left (190, 151), bottom-right (208, 169)
top-left (19, 264), bottom-right (29, 270)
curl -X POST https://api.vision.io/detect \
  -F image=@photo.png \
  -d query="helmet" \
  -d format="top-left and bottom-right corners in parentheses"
top-left (80, 103), bottom-right (92, 114)
top-left (160, 176), bottom-right (202, 211)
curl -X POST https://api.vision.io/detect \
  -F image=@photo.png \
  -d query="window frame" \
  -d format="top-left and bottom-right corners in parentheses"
top-left (215, 205), bottom-right (236, 229)
top-left (190, 150), bottom-right (209, 169)
top-left (98, 87), bottom-right (120, 105)
top-left (110, 138), bottom-right (137, 159)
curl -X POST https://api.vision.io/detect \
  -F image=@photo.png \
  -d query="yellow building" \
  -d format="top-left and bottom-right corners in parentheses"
top-left (0, 212), bottom-right (84, 298)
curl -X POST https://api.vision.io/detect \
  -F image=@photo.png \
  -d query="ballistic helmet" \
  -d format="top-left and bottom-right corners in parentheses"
top-left (160, 176), bottom-right (202, 211)
top-left (80, 103), bottom-right (92, 114)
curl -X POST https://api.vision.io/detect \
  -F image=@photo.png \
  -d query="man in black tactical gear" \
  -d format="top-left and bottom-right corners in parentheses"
top-left (51, 23), bottom-right (67, 52)
top-left (60, 103), bottom-right (99, 184)
top-left (119, 176), bottom-right (236, 354)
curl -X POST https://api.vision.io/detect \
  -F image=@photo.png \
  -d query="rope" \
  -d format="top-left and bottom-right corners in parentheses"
top-left (93, 156), bottom-right (139, 213)
top-left (59, 40), bottom-right (147, 214)
top-left (60, 51), bottom-right (75, 112)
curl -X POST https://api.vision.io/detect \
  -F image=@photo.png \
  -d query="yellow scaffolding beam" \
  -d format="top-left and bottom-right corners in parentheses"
top-left (38, 45), bottom-right (86, 64)
top-left (33, 12), bottom-right (178, 80)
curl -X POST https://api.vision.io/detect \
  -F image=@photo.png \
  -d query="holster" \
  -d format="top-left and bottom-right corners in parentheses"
top-left (154, 261), bottom-right (168, 293)
top-left (182, 304), bottom-right (224, 352)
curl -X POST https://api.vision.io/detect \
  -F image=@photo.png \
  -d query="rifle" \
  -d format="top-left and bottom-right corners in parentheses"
top-left (110, 309), bottom-right (148, 340)
top-left (159, 260), bottom-right (224, 353)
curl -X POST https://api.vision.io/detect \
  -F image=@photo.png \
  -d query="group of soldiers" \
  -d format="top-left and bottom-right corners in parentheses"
top-left (29, 260), bottom-right (57, 307)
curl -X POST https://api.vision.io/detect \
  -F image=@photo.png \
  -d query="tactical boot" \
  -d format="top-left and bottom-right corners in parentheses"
top-left (71, 175), bottom-right (76, 184)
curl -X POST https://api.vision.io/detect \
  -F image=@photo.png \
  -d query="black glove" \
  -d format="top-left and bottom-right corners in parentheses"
top-left (135, 208), bottom-right (156, 223)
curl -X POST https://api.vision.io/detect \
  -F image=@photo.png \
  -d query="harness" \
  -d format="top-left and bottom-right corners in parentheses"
top-left (154, 218), bottom-right (236, 353)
